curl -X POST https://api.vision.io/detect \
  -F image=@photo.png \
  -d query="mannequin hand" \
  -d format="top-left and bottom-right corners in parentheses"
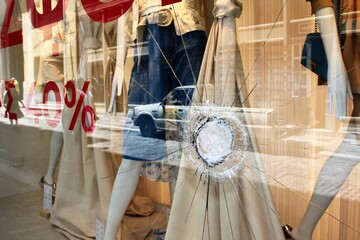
top-left (54, 32), bottom-right (67, 43)
top-left (315, 7), bottom-right (353, 120)
top-left (327, 54), bottom-right (353, 120)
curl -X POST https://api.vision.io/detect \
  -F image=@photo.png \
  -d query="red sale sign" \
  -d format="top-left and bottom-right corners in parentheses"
top-left (26, 0), bottom-right (68, 55)
top-left (1, 0), bottom-right (23, 48)
top-left (1, 0), bottom-right (182, 48)
top-left (81, 0), bottom-right (134, 22)
top-left (26, 0), bottom-right (67, 29)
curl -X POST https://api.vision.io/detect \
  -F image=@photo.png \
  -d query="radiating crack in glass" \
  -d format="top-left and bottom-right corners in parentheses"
top-left (221, 182), bottom-right (235, 240)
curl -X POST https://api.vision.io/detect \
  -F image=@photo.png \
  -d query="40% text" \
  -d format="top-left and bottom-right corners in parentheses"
top-left (64, 81), bottom-right (96, 133)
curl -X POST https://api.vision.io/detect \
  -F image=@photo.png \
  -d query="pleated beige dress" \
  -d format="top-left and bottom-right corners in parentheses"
top-left (165, 0), bottom-right (285, 239)
top-left (50, 3), bottom-right (117, 239)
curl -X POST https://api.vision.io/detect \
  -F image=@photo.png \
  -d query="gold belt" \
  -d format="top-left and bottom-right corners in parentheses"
top-left (136, 9), bottom-right (173, 69)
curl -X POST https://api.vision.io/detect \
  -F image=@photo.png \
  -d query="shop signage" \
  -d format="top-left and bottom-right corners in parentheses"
top-left (1, 0), bottom-right (182, 48)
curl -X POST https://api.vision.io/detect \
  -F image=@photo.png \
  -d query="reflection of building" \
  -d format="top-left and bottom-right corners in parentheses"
top-left (0, 0), bottom-right (24, 99)
top-left (239, 1), bottom-right (315, 128)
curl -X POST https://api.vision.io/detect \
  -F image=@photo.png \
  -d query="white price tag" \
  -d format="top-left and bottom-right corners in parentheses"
top-left (43, 184), bottom-right (53, 210)
top-left (96, 218), bottom-right (105, 240)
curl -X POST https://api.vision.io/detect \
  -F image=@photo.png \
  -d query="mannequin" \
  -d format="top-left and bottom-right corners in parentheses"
top-left (286, 1), bottom-right (360, 239)
top-left (104, 1), bottom-right (208, 239)
top-left (40, 131), bottom-right (63, 187)
top-left (39, 83), bottom-right (65, 189)
top-left (37, 15), bottom-right (68, 188)
top-left (48, 2), bottom-right (121, 238)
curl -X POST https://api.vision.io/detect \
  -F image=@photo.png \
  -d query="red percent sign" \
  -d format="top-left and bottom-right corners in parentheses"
top-left (64, 81), bottom-right (96, 133)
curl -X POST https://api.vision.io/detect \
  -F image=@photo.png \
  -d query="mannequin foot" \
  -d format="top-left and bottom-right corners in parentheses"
top-left (283, 225), bottom-right (313, 240)
top-left (39, 176), bottom-right (56, 193)
top-left (288, 227), bottom-right (312, 240)
top-left (282, 224), bottom-right (295, 239)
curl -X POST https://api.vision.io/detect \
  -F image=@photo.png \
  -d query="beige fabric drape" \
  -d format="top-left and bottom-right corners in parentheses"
top-left (49, 3), bottom-right (110, 239)
top-left (165, 0), bottom-right (284, 239)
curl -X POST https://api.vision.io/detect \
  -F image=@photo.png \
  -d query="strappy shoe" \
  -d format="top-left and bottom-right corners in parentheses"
top-left (282, 224), bottom-right (295, 239)
top-left (39, 176), bottom-right (56, 196)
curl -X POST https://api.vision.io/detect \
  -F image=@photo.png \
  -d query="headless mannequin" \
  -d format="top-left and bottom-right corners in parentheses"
top-left (38, 8), bottom-right (68, 186)
top-left (43, 81), bottom-right (65, 185)
top-left (49, 4), bottom-right (120, 235)
top-left (103, 1), bottom-right (209, 238)
top-left (291, 6), bottom-right (358, 240)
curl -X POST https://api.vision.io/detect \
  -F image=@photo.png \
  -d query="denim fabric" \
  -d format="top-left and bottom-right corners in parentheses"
top-left (123, 23), bottom-right (206, 161)
top-left (128, 23), bottom-right (206, 104)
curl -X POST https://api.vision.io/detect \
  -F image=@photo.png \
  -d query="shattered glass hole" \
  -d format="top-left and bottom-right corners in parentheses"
top-left (194, 117), bottom-right (233, 167)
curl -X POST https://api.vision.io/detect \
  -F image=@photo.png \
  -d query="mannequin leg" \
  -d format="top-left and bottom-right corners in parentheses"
top-left (291, 150), bottom-right (360, 239)
top-left (44, 131), bottom-right (63, 184)
top-left (104, 160), bottom-right (144, 240)
top-left (292, 95), bottom-right (360, 240)
top-left (107, 79), bottom-right (117, 113)
top-left (93, 137), bottom-right (116, 220)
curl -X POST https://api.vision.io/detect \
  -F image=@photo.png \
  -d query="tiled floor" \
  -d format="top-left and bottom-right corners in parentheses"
top-left (0, 157), bottom-right (66, 239)
top-left (0, 114), bottom-right (70, 239)
top-left (0, 190), bottom-right (67, 240)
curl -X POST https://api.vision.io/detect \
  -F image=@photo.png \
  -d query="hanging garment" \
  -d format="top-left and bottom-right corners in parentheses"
top-left (165, 0), bottom-right (284, 239)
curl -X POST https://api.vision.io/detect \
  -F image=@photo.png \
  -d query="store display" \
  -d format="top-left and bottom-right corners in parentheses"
top-left (1, 0), bottom-right (360, 239)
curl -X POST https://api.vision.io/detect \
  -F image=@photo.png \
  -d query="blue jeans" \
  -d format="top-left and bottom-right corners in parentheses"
top-left (124, 23), bottom-right (206, 161)
top-left (128, 23), bottom-right (206, 105)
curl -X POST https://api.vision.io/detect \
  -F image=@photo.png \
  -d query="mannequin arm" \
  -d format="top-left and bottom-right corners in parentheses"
top-left (108, 13), bottom-right (131, 112)
top-left (315, 7), bottom-right (353, 119)
top-left (116, 14), bottom-right (131, 95)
